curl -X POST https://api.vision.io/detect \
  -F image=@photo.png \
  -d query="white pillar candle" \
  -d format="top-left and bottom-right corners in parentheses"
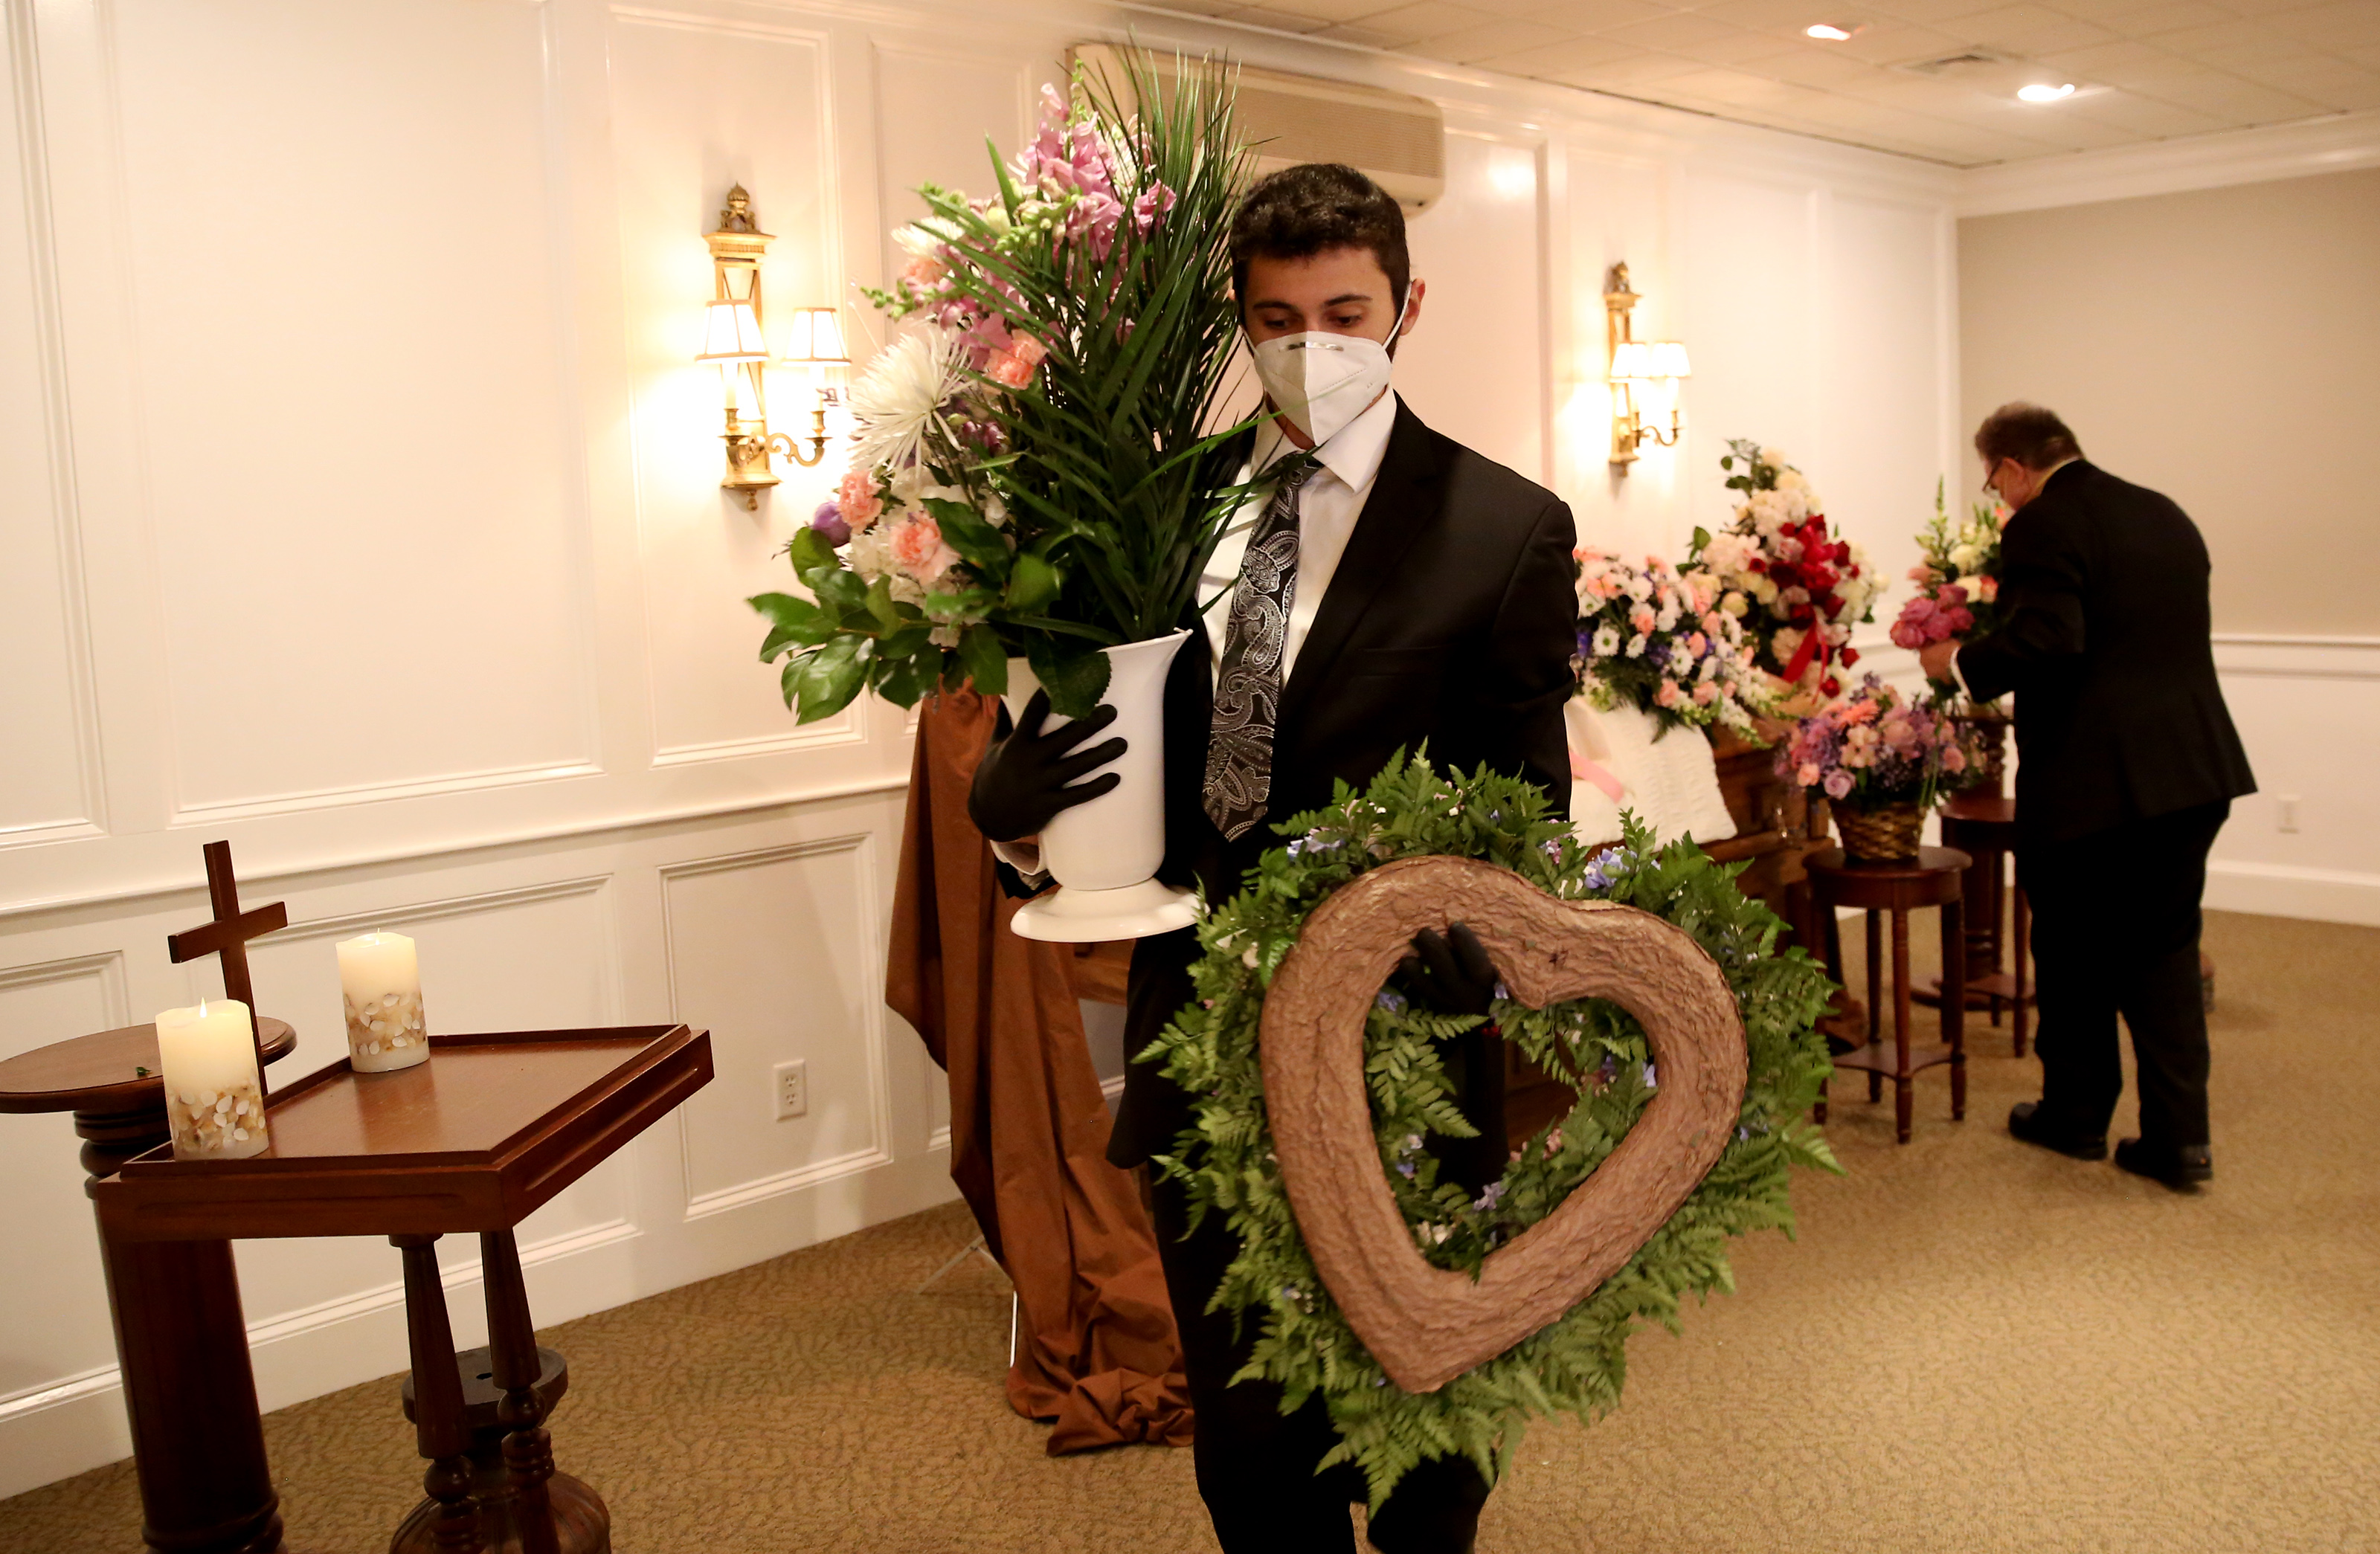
top-left (336, 931), bottom-right (430, 1073)
top-left (156, 999), bottom-right (270, 1160)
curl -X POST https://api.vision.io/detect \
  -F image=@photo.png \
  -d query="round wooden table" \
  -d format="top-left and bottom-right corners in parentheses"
top-left (1804, 847), bottom-right (1969, 1144)
top-left (0, 1019), bottom-right (299, 1554)
top-left (1931, 793), bottom-right (2033, 1054)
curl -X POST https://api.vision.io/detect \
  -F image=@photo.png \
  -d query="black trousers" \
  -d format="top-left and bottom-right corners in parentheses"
top-left (1148, 1167), bottom-right (1491, 1553)
top-left (2020, 799), bottom-right (2228, 1147)
top-left (1129, 933), bottom-right (1499, 1554)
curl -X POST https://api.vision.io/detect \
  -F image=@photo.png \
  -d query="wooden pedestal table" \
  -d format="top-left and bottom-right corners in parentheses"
top-left (93, 1025), bottom-right (713, 1554)
top-left (0, 1017), bottom-right (301, 1554)
top-left (1805, 847), bottom-right (1969, 1144)
top-left (1919, 794), bottom-right (2034, 1054)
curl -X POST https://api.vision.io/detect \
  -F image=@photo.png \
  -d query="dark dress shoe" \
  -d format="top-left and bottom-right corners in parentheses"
top-left (2007, 1100), bottom-right (2108, 1161)
top-left (2114, 1137), bottom-right (2213, 1190)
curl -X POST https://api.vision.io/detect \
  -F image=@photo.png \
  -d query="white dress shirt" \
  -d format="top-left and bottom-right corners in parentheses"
top-left (994, 390), bottom-right (1401, 878)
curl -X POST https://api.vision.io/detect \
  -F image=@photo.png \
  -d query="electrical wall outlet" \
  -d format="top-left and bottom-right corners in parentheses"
top-left (2278, 795), bottom-right (2301, 834)
top-left (771, 1059), bottom-right (808, 1121)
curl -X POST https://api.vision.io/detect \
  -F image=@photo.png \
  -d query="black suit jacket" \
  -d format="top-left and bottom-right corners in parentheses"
top-left (1109, 396), bottom-right (1580, 1167)
top-left (1956, 460), bottom-right (2254, 844)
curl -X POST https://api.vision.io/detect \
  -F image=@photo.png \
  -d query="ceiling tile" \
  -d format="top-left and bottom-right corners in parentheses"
top-left (1653, 63), bottom-right (1812, 99)
top-left (2152, 18), bottom-right (2320, 58)
top-left (1525, 0), bottom-right (1682, 28)
top-left (2036, 37), bottom-right (2187, 71)
top-left (1407, 16), bottom-right (1588, 59)
top-left (1933, 4), bottom-right (2123, 54)
top-left (1595, 9), bottom-right (1755, 44)
top-left (2264, 1), bottom-right (2380, 50)
top-left (1342, 0), bottom-right (1500, 39)
top-left (1668, 25), bottom-right (1815, 60)
top-left (1231, 0), bottom-right (1401, 22)
top-left (1566, 48), bottom-right (1725, 81)
top-left (1751, 46), bottom-right (1897, 83)
top-left (1860, 0), bottom-right (2018, 22)
top-left (2059, 86), bottom-right (2235, 131)
top-left (1220, 5), bottom-right (1339, 32)
top-left (1686, 0), bottom-right (1849, 33)
top-left (2086, 0), bottom-right (2238, 35)
top-left (1826, 19), bottom-right (1974, 61)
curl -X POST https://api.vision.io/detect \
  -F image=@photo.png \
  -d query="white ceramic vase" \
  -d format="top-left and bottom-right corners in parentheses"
top-left (1003, 628), bottom-right (1200, 942)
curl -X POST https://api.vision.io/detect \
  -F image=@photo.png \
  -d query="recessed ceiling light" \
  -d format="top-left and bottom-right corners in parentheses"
top-left (1805, 22), bottom-right (1857, 39)
top-left (2017, 81), bottom-right (2077, 102)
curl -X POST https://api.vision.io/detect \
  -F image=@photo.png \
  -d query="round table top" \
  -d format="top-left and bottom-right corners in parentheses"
top-left (1941, 791), bottom-right (2016, 826)
top-left (0, 1017), bottom-right (298, 1115)
top-left (1804, 845), bottom-right (1970, 909)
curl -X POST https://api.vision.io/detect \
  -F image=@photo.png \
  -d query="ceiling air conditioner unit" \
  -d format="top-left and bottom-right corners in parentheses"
top-left (1070, 44), bottom-right (1447, 213)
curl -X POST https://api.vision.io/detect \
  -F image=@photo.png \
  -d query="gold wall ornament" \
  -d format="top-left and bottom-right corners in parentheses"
top-left (698, 184), bottom-right (852, 509)
top-left (1257, 856), bottom-right (1747, 1393)
top-left (1604, 261), bottom-right (1691, 473)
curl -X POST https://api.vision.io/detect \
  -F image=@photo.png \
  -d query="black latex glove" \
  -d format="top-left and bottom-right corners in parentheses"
top-left (966, 690), bottom-right (1128, 843)
top-left (1400, 923), bottom-right (1508, 1196)
top-left (1400, 923), bottom-right (1500, 1019)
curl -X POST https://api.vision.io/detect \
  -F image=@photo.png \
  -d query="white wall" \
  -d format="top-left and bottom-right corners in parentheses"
top-left (0, 0), bottom-right (1961, 1495)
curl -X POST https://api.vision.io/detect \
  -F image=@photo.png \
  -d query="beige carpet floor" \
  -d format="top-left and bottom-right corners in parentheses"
top-left (6, 908), bottom-right (2376, 1553)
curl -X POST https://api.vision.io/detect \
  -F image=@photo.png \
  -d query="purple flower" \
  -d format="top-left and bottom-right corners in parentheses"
top-left (1642, 1063), bottom-right (1659, 1090)
top-left (1823, 768), bottom-right (1854, 801)
top-left (1376, 989), bottom-right (1406, 1013)
top-left (1472, 1181), bottom-right (1505, 1213)
top-left (809, 500), bottom-right (850, 547)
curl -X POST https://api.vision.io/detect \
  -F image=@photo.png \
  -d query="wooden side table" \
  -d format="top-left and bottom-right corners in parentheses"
top-left (1805, 847), bottom-right (1969, 1144)
top-left (0, 1018), bottom-right (301, 1554)
top-left (94, 1025), bottom-right (711, 1554)
top-left (1933, 793), bottom-right (2033, 1055)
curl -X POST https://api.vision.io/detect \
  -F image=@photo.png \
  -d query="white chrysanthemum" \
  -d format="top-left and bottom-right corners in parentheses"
top-left (846, 328), bottom-right (960, 474)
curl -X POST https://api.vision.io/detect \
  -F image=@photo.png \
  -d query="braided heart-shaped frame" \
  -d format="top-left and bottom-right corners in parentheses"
top-left (1259, 856), bottom-right (1749, 1393)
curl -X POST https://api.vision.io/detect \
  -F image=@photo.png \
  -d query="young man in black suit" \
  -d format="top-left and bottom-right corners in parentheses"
top-left (969, 164), bottom-right (1579, 1551)
top-left (1920, 404), bottom-right (2255, 1190)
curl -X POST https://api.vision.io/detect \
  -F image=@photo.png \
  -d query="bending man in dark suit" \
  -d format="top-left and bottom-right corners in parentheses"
top-left (968, 164), bottom-right (1578, 1552)
top-left (1920, 403), bottom-right (2254, 1190)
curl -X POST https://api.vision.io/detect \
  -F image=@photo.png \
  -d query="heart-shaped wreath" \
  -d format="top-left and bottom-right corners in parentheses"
top-left (1145, 751), bottom-right (1840, 1506)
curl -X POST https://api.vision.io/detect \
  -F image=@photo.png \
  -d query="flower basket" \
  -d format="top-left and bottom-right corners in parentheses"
top-left (1834, 800), bottom-right (1924, 863)
top-left (1952, 704), bottom-right (2011, 793)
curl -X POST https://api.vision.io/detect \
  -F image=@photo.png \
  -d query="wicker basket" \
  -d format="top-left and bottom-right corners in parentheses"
top-left (1835, 800), bottom-right (1925, 863)
top-left (1953, 706), bottom-right (2013, 793)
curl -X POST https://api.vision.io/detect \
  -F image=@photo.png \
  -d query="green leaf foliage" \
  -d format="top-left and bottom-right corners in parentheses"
top-left (1145, 751), bottom-right (1839, 1509)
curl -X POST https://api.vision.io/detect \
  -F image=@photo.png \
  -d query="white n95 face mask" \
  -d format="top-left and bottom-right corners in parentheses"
top-left (1249, 288), bottom-right (1410, 448)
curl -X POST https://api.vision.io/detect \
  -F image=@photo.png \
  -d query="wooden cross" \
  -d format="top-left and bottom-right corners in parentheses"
top-left (165, 842), bottom-right (288, 1079)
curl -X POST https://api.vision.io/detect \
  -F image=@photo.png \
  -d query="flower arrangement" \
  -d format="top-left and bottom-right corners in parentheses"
top-left (1775, 673), bottom-right (1974, 812)
top-left (1145, 752), bottom-right (1838, 1506)
top-left (1892, 479), bottom-right (2007, 690)
top-left (1572, 547), bottom-right (1768, 738)
top-left (1692, 440), bottom-right (1881, 700)
top-left (750, 57), bottom-right (1251, 721)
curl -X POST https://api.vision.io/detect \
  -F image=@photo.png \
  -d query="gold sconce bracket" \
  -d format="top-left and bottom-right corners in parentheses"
top-left (699, 184), bottom-right (847, 510)
top-left (1604, 261), bottom-right (1689, 475)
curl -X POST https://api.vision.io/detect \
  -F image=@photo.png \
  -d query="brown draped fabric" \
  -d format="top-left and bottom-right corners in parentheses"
top-left (885, 691), bottom-right (1194, 1453)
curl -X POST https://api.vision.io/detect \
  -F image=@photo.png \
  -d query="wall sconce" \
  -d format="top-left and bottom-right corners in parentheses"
top-left (699, 185), bottom-right (851, 510)
top-left (1604, 262), bottom-right (1691, 473)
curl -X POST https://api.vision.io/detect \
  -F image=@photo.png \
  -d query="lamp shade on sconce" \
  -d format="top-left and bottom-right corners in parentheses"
top-left (783, 306), bottom-right (850, 364)
top-left (1653, 341), bottom-right (1691, 379)
top-left (698, 300), bottom-right (769, 363)
top-left (1609, 341), bottom-right (1658, 380)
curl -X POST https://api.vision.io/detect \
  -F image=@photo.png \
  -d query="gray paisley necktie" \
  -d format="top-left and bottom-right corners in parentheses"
top-left (1203, 457), bottom-right (1318, 840)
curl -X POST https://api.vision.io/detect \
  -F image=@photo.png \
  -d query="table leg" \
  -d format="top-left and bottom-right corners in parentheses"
top-left (1865, 911), bottom-right (1883, 1103)
top-left (1984, 847), bottom-right (2005, 1027)
top-left (78, 1103), bottom-right (286, 1554)
top-left (2013, 883), bottom-right (2032, 1058)
top-left (393, 1236), bottom-right (480, 1554)
top-left (1942, 895), bottom-right (1966, 1122)
top-left (1892, 908), bottom-right (1913, 1144)
top-left (480, 1231), bottom-right (562, 1554)
top-left (1815, 893), bottom-right (1846, 1127)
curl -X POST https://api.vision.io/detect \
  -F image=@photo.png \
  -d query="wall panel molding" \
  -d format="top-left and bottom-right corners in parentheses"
top-left (1958, 111), bottom-right (2380, 218)
top-left (0, 949), bottom-right (128, 1028)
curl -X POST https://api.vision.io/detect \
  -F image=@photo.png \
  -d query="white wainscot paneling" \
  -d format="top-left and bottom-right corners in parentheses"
top-left (611, 9), bottom-right (863, 767)
top-left (0, 954), bottom-right (129, 1431)
top-left (231, 877), bottom-right (629, 1356)
top-left (870, 42), bottom-right (1033, 290)
top-left (1678, 173), bottom-right (1818, 539)
top-left (0, 27), bottom-right (100, 845)
top-left (1820, 196), bottom-right (1952, 587)
top-left (1400, 131), bottom-right (1546, 486)
top-left (108, 0), bottom-right (594, 817)
top-left (2207, 638), bottom-right (2380, 925)
top-left (661, 837), bottom-right (891, 1216)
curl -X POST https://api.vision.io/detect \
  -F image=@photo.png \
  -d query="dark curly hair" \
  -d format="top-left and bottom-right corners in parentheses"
top-left (1229, 163), bottom-right (1409, 312)
top-left (1975, 402), bottom-right (2083, 470)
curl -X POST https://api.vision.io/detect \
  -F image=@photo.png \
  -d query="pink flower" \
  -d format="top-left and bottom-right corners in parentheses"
top-left (986, 350), bottom-right (1035, 389)
top-left (1686, 632), bottom-right (1708, 657)
top-left (1132, 183), bottom-right (1176, 233)
top-left (1655, 681), bottom-right (1684, 709)
top-left (1797, 762), bottom-right (1821, 787)
top-left (1009, 335), bottom-right (1046, 370)
top-left (887, 515), bottom-right (959, 582)
top-left (1942, 744), bottom-right (1968, 773)
top-left (1693, 681), bottom-right (1718, 704)
top-left (1823, 769), bottom-right (1853, 800)
top-left (902, 254), bottom-right (947, 288)
top-left (1630, 605), bottom-right (1657, 635)
top-left (1977, 575), bottom-right (1998, 602)
top-left (838, 470), bottom-right (883, 532)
